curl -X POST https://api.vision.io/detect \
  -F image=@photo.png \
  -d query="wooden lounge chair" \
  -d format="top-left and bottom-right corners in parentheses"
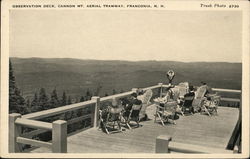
top-left (177, 82), bottom-right (189, 99)
top-left (99, 106), bottom-right (123, 134)
top-left (126, 104), bottom-right (142, 129)
top-left (201, 94), bottom-right (221, 116)
top-left (192, 85), bottom-right (221, 116)
top-left (191, 85), bottom-right (207, 112)
top-left (138, 89), bottom-right (153, 121)
top-left (182, 95), bottom-right (195, 115)
top-left (154, 100), bottom-right (177, 125)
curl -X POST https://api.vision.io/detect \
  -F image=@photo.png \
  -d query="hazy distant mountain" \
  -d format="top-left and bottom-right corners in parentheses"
top-left (10, 57), bottom-right (242, 99)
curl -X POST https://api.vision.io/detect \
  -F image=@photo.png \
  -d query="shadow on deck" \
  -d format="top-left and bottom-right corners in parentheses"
top-left (31, 104), bottom-right (239, 153)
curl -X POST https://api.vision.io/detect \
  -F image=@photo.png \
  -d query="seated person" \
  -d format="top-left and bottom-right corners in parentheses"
top-left (108, 98), bottom-right (123, 116)
top-left (201, 82), bottom-right (213, 100)
top-left (182, 86), bottom-right (195, 113)
top-left (123, 93), bottom-right (142, 118)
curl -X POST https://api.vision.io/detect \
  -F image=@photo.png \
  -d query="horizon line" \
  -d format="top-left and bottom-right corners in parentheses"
top-left (9, 56), bottom-right (242, 64)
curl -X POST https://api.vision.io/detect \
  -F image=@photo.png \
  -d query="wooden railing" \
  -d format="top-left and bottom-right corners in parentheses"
top-left (9, 83), bottom-right (241, 153)
top-left (9, 114), bottom-right (66, 153)
top-left (9, 83), bottom-right (163, 153)
top-left (155, 86), bottom-right (242, 154)
top-left (155, 135), bottom-right (234, 154)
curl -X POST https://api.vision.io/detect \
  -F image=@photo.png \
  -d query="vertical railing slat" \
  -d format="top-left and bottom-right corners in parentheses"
top-left (52, 120), bottom-right (67, 153)
top-left (9, 113), bottom-right (22, 153)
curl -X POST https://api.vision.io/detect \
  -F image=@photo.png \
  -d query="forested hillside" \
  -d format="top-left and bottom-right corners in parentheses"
top-left (10, 57), bottom-right (242, 105)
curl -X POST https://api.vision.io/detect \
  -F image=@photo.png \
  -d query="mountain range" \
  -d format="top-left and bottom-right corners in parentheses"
top-left (10, 57), bottom-right (242, 100)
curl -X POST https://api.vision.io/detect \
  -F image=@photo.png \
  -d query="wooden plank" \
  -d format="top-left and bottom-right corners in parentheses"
top-left (67, 114), bottom-right (92, 125)
top-left (21, 129), bottom-right (49, 138)
top-left (17, 137), bottom-right (52, 149)
top-left (221, 97), bottom-right (241, 102)
top-left (212, 88), bottom-right (241, 94)
top-left (169, 141), bottom-right (233, 154)
top-left (31, 106), bottom-right (239, 153)
top-left (142, 85), bottom-right (161, 91)
top-left (9, 113), bottom-right (22, 153)
top-left (100, 84), bottom-right (160, 102)
top-left (15, 118), bottom-right (52, 130)
top-left (52, 120), bottom-right (67, 153)
top-left (23, 100), bottom-right (95, 119)
top-left (100, 91), bottom-right (133, 102)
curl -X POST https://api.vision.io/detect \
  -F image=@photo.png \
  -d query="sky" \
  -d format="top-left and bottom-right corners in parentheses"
top-left (10, 10), bottom-right (242, 62)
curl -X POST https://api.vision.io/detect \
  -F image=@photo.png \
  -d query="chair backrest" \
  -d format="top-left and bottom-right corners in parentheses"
top-left (170, 87), bottom-right (180, 101)
top-left (106, 106), bottom-right (123, 122)
top-left (164, 101), bottom-right (177, 113)
top-left (192, 85), bottom-right (207, 107)
top-left (177, 82), bottom-right (189, 97)
top-left (142, 89), bottom-right (153, 104)
top-left (195, 85), bottom-right (207, 99)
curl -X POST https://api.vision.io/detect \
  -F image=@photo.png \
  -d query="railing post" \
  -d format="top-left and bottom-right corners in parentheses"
top-left (158, 83), bottom-right (163, 98)
top-left (91, 96), bottom-right (100, 128)
top-left (155, 135), bottom-right (172, 153)
top-left (52, 120), bottom-right (67, 153)
top-left (9, 113), bottom-right (22, 153)
top-left (131, 88), bottom-right (138, 93)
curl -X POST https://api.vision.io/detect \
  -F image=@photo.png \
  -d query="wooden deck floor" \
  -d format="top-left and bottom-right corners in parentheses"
top-left (31, 105), bottom-right (239, 153)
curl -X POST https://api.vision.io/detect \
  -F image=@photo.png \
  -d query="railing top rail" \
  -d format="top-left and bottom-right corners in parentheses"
top-left (212, 88), bottom-right (241, 93)
top-left (142, 85), bottom-right (162, 91)
top-left (21, 83), bottom-right (241, 120)
top-left (15, 118), bottom-right (52, 130)
top-left (23, 100), bottom-right (96, 120)
top-left (100, 91), bottom-right (133, 102)
top-left (168, 141), bottom-right (233, 154)
top-left (100, 84), bottom-right (162, 102)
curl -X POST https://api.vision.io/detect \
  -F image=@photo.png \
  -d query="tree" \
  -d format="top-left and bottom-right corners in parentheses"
top-left (50, 89), bottom-right (60, 108)
top-left (26, 98), bottom-right (31, 113)
top-left (112, 89), bottom-right (117, 95)
top-left (31, 92), bottom-right (40, 112)
top-left (85, 89), bottom-right (92, 100)
top-left (38, 88), bottom-right (50, 110)
top-left (9, 60), bottom-right (26, 114)
top-left (61, 91), bottom-right (67, 106)
top-left (104, 92), bottom-right (109, 97)
top-left (80, 96), bottom-right (85, 102)
top-left (67, 96), bottom-right (72, 105)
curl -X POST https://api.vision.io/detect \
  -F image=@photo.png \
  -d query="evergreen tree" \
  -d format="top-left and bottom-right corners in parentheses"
top-left (26, 98), bottom-right (31, 113)
top-left (67, 96), bottom-right (72, 105)
top-left (112, 89), bottom-right (117, 95)
top-left (61, 91), bottom-right (67, 106)
top-left (104, 92), bottom-right (109, 97)
top-left (31, 92), bottom-right (40, 112)
top-left (85, 89), bottom-right (92, 100)
top-left (80, 96), bottom-right (85, 102)
top-left (50, 89), bottom-right (60, 108)
top-left (9, 60), bottom-right (26, 114)
top-left (38, 88), bottom-right (50, 110)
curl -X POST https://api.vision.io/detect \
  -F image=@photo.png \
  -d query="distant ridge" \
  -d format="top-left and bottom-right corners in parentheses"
top-left (10, 57), bottom-right (241, 64)
top-left (10, 57), bottom-right (242, 99)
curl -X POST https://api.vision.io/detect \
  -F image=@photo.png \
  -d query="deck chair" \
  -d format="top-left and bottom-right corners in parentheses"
top-left (99, 106), bottom-right (123, 134)
top-left (182, 95), bottom-right (195, 115)
top-left (138, 89), bottom-right (153, 120)
top-left (154, 101), bottom-right (177, 125)
top-left (191, 85), bottom-right (207, 112)
top-left (126, 104), bottom-right (142, 129)
top-left (201, 94), bottom-right (221, 116)
top-left (177, 82), bottom-right (189, 99)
